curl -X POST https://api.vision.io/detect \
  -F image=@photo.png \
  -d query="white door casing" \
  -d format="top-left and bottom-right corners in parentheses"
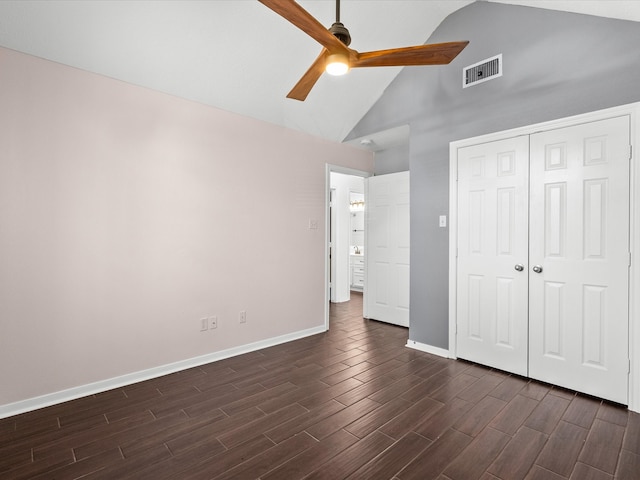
top-left (451, 113), bottom-right (632, 406)
top-left (528, 117), bottom-right (630, 404)
top-left (365, 171), bottom-right (410, 327)
top-left (456, 136), bottom-right (530, 376)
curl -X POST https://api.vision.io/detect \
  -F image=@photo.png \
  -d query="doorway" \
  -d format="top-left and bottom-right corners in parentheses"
top-left (325, 166), bottom-right (370, 330)
top-left (329, 171), bottom-right (366, 303)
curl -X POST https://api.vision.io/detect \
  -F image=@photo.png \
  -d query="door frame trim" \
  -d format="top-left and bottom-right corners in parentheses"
top-left (448, 102), bottom-right (640, 412)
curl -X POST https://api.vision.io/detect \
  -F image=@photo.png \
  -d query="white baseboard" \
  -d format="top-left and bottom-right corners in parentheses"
top-left (0, 325), bottom-right (326, 420)
top-left (405, 339), bottom-right (451, 359)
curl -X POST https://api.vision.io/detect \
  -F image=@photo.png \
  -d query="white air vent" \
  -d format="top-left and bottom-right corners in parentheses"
top-left (463, 54), bottom-right (502, 88)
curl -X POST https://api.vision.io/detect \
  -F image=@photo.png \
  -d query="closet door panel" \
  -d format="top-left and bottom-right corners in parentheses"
top-left (528, 116), bottom-right (630, 404)
top-left (456, 136), bottom-right (530, 376)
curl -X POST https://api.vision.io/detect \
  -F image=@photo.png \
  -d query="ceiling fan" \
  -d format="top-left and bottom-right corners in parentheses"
top-left (258, 0), bottom-right (469, 101)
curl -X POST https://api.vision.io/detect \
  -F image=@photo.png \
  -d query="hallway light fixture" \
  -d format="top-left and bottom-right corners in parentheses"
top-left (349, 200), bottom-right (365, 211)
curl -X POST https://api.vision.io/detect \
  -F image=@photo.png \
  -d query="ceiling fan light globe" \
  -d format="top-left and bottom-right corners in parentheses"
top-left (326, 53), bottom-right (349, 76)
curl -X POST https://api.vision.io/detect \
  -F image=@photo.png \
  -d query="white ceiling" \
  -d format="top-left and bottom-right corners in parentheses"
top-left (1, 1), bottom-right (639, 142)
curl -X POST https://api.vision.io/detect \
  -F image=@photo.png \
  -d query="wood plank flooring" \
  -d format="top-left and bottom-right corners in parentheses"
top-left (1, 292), bottom-right (639, 479)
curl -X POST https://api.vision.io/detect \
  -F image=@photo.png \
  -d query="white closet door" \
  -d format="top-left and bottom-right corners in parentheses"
top-left (528, 116), bottom-right (630, 404)
top-left (456, 136), bottom-right (530, 375)
top-left (365, 171), bottom-right (410, 327)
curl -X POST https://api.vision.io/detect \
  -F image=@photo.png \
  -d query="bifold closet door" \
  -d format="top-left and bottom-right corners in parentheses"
top-left (528, 116), bottom-right (630, 404)
top-left (456, 115), bottom-right (630, 404)
top-left (456, 136), bottom-right (530, 376)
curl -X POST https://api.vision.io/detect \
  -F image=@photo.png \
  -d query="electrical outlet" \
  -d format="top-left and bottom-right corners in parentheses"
top-left (209, 316), bottom-right (217, 329)
top-left (200, 318), bottom-right (208, 332)
top-left (239, 310), bottom-right (246, 324)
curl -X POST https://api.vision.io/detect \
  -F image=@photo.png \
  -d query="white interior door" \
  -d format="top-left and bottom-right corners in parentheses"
top-left (365, 171), bottom-right (410, 327)
top-left (528, 116), bottom-right (630, 404)
top-left (455, 115), bottom-right (630, 404)
top-left (456, 136), bottom-right (530, 376)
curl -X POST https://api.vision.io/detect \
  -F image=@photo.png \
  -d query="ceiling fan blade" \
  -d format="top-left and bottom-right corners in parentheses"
top-left (352, 41), bottom-right (469, 68)
top-left (287, 49), bottom-right (328, 101)
top-left (259, 0), bottom-right (349, 54)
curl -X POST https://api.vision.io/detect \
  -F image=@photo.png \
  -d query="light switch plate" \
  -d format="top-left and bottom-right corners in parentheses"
top-left (439, 215), bottom-right (447, 227)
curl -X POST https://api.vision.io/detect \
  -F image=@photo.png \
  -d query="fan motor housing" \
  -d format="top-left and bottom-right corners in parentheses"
top-left (329, 22), bottom-right (351, 46)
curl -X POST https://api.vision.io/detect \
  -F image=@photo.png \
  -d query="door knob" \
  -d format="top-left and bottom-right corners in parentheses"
top-left (514, 264), bottom-right (524, 272)
top-left (532, 265), bottom-right (543, 273)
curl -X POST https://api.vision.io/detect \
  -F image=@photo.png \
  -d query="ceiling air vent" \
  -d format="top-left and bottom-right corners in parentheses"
top-left (463, 54), bottom-right (502, 88)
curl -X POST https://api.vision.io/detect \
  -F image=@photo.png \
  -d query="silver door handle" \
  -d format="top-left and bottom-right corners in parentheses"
top-left (532, 265), bottom-right (543, 273)
top-left (514, 264), bottom-right (524, 272)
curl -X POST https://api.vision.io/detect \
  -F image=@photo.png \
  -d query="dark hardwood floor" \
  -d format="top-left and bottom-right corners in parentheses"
top-left (1, 292), bottom-right (639, 479)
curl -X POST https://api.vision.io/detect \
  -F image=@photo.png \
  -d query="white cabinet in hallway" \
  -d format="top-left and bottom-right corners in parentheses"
top-left (349, 202), bottom-right (365, 292)
top-left (350, 254), bottom-right (365, 290)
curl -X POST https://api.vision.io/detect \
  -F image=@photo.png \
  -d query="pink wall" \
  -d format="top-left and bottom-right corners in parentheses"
top-left (0, 47), bottom-right (373, 409)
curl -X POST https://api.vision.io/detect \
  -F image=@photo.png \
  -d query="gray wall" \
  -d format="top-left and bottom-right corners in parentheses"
top-left (374, 142), bottom-right (410, 175)
top-left (346, 1), bottom-right (640, 349)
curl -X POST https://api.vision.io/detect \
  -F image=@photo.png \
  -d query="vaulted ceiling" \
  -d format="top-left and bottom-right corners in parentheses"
top-left (1, 1), bottom-right (639, 142)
